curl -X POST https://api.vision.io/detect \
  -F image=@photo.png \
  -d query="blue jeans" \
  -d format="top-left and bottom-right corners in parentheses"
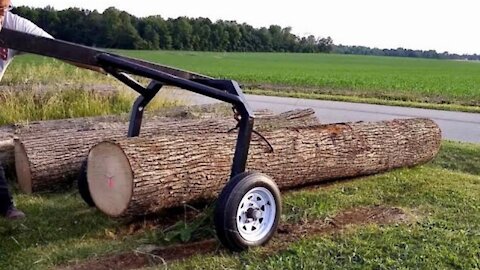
top-left (0, 162), bottom-right (13, 215)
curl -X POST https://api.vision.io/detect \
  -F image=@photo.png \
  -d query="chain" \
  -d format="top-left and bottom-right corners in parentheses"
top-left (227, 106), bottom-right (274, 153)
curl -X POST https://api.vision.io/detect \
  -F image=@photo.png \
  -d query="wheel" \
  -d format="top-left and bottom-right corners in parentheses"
top-left (78, 160), bottom-right (96, 207)
top-left (214, 172), bottom-right (281, 252)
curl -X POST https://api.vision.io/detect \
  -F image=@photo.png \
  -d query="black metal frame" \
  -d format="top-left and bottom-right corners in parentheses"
top-left (0, 29), bottom-right (254, 177)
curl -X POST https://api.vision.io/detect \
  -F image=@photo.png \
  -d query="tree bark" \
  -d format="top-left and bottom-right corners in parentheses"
top-left (14, 109), bottom-right (318, 193)
top-left (86, 118), bottom-right (441, 218)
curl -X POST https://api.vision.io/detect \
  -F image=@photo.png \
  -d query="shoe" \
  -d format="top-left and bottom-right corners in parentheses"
top-left (4, 206), bottom-right (26, 220)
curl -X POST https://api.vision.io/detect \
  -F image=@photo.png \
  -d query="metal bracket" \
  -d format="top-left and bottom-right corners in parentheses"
top-left (128, 81), bottom-right (163, 137)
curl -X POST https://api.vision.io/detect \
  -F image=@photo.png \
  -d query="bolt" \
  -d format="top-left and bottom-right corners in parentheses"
top-left (246, 208), bottom-right (262, 220)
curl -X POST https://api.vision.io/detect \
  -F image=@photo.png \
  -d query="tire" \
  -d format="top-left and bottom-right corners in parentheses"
top-left (78, 160), bottom-right (96, 207)
top-left (214, 172), bottom-right (281, 252)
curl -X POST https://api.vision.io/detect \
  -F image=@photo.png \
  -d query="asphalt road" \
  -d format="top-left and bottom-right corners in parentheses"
top-left (162, 90), bottom-right (480, 143)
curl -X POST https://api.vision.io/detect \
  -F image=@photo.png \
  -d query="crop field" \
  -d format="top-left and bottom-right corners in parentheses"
top-left (6, 51), bottom-right (480, 109)
top-left (107, 51), bottom-right (480, 107)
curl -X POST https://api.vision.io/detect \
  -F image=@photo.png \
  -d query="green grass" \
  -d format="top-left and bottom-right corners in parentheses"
top-left (0, 141), bottom-right (478, 269)
top-left (247, 89), bottom-right (480, 113)
top-left (431, 141), bottom-right (480, 176)
top-left (6, 52), bottom-right (480, 110)
top-left (2, 57), bottom-right (110, 85)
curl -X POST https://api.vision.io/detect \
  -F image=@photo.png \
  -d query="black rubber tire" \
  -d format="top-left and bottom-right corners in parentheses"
top-left (77, 160), bottom-right (96, 207)
top-left (214, 172), bottom-right (281, 252)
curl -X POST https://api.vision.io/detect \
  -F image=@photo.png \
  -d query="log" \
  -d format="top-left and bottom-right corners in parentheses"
top-left (0, 103), bottom-right (233, 167)
top-left (86, 118), bottom-right (441, 218)
top-left (14, 109), bottom-right (318, 193)
top-left (0, 116), bottom-right (128, 169)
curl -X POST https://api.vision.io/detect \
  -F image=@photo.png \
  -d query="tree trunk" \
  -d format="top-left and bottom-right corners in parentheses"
top-left (86, 118), bottom-right (441, 218)
top-left (14, 109), bottom-right (318, 193)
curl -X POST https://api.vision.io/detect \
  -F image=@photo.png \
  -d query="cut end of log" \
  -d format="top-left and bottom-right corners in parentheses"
top-left (14, 139), bottom-right (33, 194)
top-left (87, 141), bottom-right (133, 217)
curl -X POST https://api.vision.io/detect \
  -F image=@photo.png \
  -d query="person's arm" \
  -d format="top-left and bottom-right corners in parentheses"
top-left (7, 12), bottom-right (52, 40)
top-left (7, 13), bottom-right (105, 74)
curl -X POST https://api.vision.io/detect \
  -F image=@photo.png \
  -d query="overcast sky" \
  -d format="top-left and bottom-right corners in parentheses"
top-left (13, 0), bottom-right (480, 55)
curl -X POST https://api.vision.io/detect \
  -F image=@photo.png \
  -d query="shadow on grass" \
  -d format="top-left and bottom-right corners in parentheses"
top-left (428, 140), bottom-right (480, 176)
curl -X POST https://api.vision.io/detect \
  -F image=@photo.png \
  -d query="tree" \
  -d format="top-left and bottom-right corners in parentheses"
top-left (256, 27), bottom-right (273, 51)
top-left (142, 16), bottom-right (172, 50)
top-left (84, 10), bottom-right (105, 47)
top-left (171, 17), bottom-right (193, 50)
top-left (225, 21), bottom-right (241, 51)
top-left (317, 36), bottom-right (333, 52)
top-left (101, 7), bottom-right (122, 48)
top-left (281, 27), bottom-right (298, 52)
top-left (268, 25), bottom-right (283, 51)
top-left (35, 6), bottom-right (60, 36)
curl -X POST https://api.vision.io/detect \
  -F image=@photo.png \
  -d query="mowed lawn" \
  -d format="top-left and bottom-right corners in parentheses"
top-left (6, 51), bottom-right (480, 108)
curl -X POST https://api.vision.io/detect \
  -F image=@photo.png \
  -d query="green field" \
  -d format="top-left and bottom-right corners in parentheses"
top-left (5, 52), bottom-right (480, 110)
top-left (110, 51), bottom-right (480, 107)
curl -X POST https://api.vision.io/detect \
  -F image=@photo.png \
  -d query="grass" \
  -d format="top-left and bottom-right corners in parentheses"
top-left (5, 52), bottom-right (480, 111)
top-left (247, 89), bottom-right (480, 113)
top-left (0, 140), bottom-right (478, 269)
top-left (0, 86), bottom-right (176, 125)
top-left (2, 58), bottom-right (111, 85)
top-left (431, 141), bottom-right (480, 175)
top-left (0, 57), bottom-right (178, 125)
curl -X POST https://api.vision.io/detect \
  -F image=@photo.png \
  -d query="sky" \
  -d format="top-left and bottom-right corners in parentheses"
top-left (13, 0), bottom-right (480, 55)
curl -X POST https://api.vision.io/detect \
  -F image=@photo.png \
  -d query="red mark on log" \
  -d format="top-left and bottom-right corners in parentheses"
top-left (107, 176), bottom-right (115, 189)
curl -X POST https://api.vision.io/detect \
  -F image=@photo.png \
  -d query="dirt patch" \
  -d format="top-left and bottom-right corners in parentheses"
top-left (61, 240), bottom-right (218, 270)
top-left (60, 206), bottom-right (408, 270)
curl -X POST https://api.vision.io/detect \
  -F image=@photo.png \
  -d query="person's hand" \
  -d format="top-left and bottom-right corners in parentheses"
top-left (0, 3), bottom-right (13, 32)
top-left (0, 14), bottom-right (5, 31)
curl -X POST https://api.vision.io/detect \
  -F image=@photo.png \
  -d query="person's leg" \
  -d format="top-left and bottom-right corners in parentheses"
top-left (0, 162), bottom-right (25, 219)
top-left (0, 162), bottom-right (13, 215)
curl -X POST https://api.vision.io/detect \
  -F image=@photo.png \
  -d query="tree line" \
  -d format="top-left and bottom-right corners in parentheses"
top-left (333, 45), bottom-right (480, 61)
top-left (13, 6), bottom-right (333, 53)
top-left (11, 6), bottom-right (480, 60)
